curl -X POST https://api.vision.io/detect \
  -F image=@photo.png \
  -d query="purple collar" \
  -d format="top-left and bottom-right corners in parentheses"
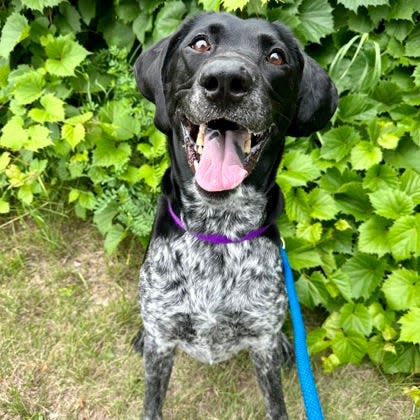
top-left (167, 202), bottom-right (270, 245)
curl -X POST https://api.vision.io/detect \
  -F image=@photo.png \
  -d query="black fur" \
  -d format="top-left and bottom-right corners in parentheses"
top-left (134, 12), bottom-right (337, 419)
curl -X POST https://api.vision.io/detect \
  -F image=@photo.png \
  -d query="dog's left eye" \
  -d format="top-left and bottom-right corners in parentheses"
top-left (267, 50), bottom-right (285, 65)
top-left (191, 37), bottom-right (211, 53)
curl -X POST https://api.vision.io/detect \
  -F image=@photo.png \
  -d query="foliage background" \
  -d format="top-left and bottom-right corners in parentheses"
top-left (0, 0), bottom-right (419, 377)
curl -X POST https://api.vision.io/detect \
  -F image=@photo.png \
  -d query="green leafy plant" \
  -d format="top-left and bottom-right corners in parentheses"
top-left (0, 0), bottom-right (419, 374)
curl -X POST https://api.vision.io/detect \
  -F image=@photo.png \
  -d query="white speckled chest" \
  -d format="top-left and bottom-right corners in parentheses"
top-left (139, 185), bottom-right (287, 364)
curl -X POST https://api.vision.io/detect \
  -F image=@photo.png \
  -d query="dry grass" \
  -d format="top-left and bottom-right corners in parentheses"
top-left (0, 212), bottom-right (418, 419)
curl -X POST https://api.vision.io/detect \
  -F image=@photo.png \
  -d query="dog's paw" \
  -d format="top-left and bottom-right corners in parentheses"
top-left (132, 327), bottom-right (145, 355)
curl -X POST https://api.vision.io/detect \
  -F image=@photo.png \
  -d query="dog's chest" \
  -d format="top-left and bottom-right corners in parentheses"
top-left (140, 234), bottom-right (287, 363)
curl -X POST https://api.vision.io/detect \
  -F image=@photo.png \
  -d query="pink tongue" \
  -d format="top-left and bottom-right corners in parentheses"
top-left (195, 129), bottom-right (248, 192)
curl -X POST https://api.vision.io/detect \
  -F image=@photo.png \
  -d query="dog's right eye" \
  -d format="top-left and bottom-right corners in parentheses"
top-left (191, 37), bottom-right (211, 53)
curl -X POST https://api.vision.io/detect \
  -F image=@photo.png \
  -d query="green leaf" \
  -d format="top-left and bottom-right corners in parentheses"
top-left (350, 141), bottom-right (382, 170)
top-left (296, 0), bottom-right (334, 43)
top-left (338, 94), bottom-right (378, 122)
top-left (320, 125), bottom-right (361, 161)
top-left (382, 268), bottom-right (420, 311)
top-left (367, 335), bottom-right (385, 365)
top-left (340, 302), bottom-right (373, 336)
top-left (363, 164), bottom-right (398, 191)
top-left (222, 0), bottom-right (248, 11)
top-left (284, 189), bottom-right (310, 223)
top-left (287, 239), bottom-right (323, 270)
top-left (93, 202), bottom-right (119, 235)
top-left (0, 199), bottom-right (10, 213)
top-left (399, 308), bottom-right (420, 345)
top-left (400, 169), bottom-right (420, 205)
top-left (92, 138), bottom-right (131, 170)
top-left (405, 25), bottom-right (420, 58)
top-left (0, 12), bottom-right (30, 58)
top-left (307, 188), bottom-right (338, 220)
top-left (18, 184), bottom-right (33, 205)
top-left (388, 0), bottom-right (418, 21)
top-left (278, 151), bottom-right (321, 190)
top-left (296, 272), bottom-right (331, 309)
top-left (1, 116), bottom-right (28, 150)
top-left (369, 189), bottom-right (414, 220)
top-left (78, 0), bottom-right (96, 25)
top-left (133, 14), bottom-right (153, 44)
top-left (29, 93), bottom-right (65, 122)
top-left (26, 124), bottom-right (52, 151)
top-left (42, 34), bottom-right (89, 77)
top-left (104, 223), bottom-right (127, 254)
top-left (62, 123), bottom-right (85, 149)
top-left (153, 1), bottom-right (187, 41)
top-left (21, 0), bottom-right (63, 11)
top-left (296, 222), bottom-right (322, 243)
top-left (336, 0), bottom-right (388, 12)
top-left (332, 331), bottom-right (368, 364)
top-left (383, 344), bottom-right (420, 374)
top-left (13, 69), bottom-right (45, 105)
top-left (388, 215), bottom-right (420, 261)
top-left (307, 328), bottom-right (331, 354)
top-left (358, 216), bottom-right (392, 257)
top-left (335, 182), bottom-right (372, 221)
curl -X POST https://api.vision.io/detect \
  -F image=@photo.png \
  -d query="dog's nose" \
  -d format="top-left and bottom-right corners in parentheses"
top-left (199, 58), bottom-right (252, 102)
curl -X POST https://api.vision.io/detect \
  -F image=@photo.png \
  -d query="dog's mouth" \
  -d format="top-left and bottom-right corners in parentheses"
top-left (181, 117), bottom-right (273, 192)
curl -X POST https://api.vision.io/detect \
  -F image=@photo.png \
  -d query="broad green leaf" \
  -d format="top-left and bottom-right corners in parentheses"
top-left (26, 124), bottom-right (52, 151)
top-left (369, 189), bottom-right (414, 220)
top-left (404, 387), bottom-right (420, 408)
top-left (29, 93), bottom-right (65, 122)
top-left (307, 188), bottom-right (338, 220)
top-left (388, 215), bottom-right (420, 261)
top-left (340, 302), bottom-right (373, 336)
top-left (93, 202), bottom-right (119, 235)
top-left (400, 169), bottom-right (420, 205)
top-left (101, 19), bottom-right (135, 50)
top-left (284, 189), bottom-right (311, 223)
top-left (21, 0), bottom-right (63, 11)
top-left (278, 151), bottom-right (321, 190)
top-left (399, 308), bottom-right (420, 345)
top-left (0, 152), bottom-right (11, 172)
top-left (320, 125), bottom-right (361, 161)
top-left (350, 141), bottom-right (382, 170)
top-left (340, 253), bottom-right (385, 300)
top-left (62, 123), bottom-right (85, 149)
top-left (296, 0), bottom-right (334, 44)
top-left (358, 216), bottom-right (392, 257)
top-left (363, 164), bottom-right (399, 191)
top-left (335, 182), bottom-right (372, 221)
top-left (78, 190), bottom-right (96, 209)
top-left (296, 222), bottom-right (322, 243)
top-left (199, 0), bottom-right (221, 11)
top-left (92, 138), bottom-right (131, 170)
top-left (138, 163), bottom-right (161, 190)
top-left (332, 331), bottom-right (368, 364)
top-left (133, 14), bottom-right (153, 44)
top-left (153, 1), bottom-right (187, 41)
top-left (68, 188), bottom-right (79, 203)
top-left (336, 0), bottom-right (388, 12)
top-left (382, 268), bottom-right (420, 311)
top-left (0, 12), bottom-right (30, 58)
top-left (104, 223), bottom-right (127, 254)
top-left (296, 272), bottom-right (331, 309)
top-left (338, 94), bottom-right (378, 122)
top-left (383, 139), bottom-right (420, 172)
top-left (367, 335), bottom-right (385, 365)
top-left (0, 199), bottom-right (10, 214)
top-left (0, 116), bottom-right (28, 150)
top-left (388, 0), bottom-right (418, 21)
top-left (368, 302), bottom-right (395, 331)
top-left (18, 184), bottom-right (33, 205)
top-left (405, 25), bottom-right (420, 58)
top-left (42, 34), bottom-right (89, 77)
top-left (56, 3), bottom-right (81, 34)
top-left (78, 0), bottom-right (96, 25)
top-left (222, 0), bottom-right (248, 11)
top-left (13, 70), bottom-right (45, 105)
top-left (383, 344), bottom-right (420, 374)
top-left (307, 328), bottom-right (331, 354)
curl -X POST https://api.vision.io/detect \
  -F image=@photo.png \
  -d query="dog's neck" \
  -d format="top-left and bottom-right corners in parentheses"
top-left (178, 182), bottom-right (268, 240)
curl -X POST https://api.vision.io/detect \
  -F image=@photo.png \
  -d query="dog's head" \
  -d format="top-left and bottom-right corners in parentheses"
top-left (135, 13), bottom-right (338, 195)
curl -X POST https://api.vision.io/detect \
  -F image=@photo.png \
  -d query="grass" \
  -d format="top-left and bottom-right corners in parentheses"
top-left (0, 210), bottom-right (418, 419)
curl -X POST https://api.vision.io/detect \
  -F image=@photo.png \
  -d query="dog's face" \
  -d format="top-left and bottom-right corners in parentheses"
top-left (135, 13), bottom-right (337, 195)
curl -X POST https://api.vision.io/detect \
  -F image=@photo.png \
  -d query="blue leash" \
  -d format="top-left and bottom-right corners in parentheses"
top-left (280, 242), bottom-right (324, 420)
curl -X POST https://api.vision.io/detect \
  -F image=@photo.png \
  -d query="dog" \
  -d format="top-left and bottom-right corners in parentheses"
top-left (133, 12), bottom-right (338, 419)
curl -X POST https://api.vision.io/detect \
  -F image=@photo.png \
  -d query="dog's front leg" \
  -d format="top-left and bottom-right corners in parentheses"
top-left (142, 334), bottom-right (175, 420)
top-left (250, 340), bottom-right (288, 420)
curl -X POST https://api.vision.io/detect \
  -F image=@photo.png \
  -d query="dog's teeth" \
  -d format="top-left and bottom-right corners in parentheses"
top-left (193, 160), bottom-right (199, 171)
top-left (197, 145), bottom-right (203, 154)
top-left (197, 123), bottom-right (206, 147)
top-left (243, 132), bottom-right (251, 154)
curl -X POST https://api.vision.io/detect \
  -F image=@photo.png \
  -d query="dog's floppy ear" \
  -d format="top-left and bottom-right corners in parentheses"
top-left (286, 52), bottom-right (338, 137)
top-left (134, 36), bottom-right (173, 134)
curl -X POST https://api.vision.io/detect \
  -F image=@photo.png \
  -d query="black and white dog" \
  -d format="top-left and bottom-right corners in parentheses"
top-left (133, 12), bottom-right (337, 419)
